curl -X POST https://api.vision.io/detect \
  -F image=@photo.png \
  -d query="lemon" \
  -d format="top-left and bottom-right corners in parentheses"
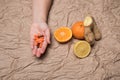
top-left (73, 41), bottom-right (91, 58)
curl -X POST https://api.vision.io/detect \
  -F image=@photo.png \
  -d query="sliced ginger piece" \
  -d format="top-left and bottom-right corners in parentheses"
top-left (84, 16), bottom-right (102, 45)
top-left (93, 20), bottom-right (102, 40)
top-left (84, 16), bottom-right (95, 45)
top-left (84, 16), bottom-right (93, 27)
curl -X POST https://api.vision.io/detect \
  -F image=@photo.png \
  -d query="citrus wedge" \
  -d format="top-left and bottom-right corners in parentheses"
top-left (73, 41), bottom-right (91, 58)
top-left (54, 27), bottom-right (72, 43)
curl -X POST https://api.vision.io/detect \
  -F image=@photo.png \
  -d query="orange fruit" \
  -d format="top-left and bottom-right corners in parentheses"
top-left (71, 21), bottom-right (84, 39)
top-left (54, 27), bottom-right (72, 43)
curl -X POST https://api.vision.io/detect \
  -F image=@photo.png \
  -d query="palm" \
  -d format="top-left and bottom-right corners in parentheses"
top-left (30, 22), bottom-right (50, 57)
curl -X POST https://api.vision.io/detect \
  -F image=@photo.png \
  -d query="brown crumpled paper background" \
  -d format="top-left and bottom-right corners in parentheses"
top-left (0, 0), bottom-right (120, 80)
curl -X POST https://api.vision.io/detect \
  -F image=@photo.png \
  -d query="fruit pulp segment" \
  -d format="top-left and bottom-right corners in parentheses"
top-left (76, 42), bottom-right (89, 56)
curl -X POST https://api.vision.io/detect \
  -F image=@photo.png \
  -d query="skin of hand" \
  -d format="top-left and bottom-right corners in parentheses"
top-left (30, 0), bottom-right (52, 57)
top-left (30, 22), bottom-right (50, 57)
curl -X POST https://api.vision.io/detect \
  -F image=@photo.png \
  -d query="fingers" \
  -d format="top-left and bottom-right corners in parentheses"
top-left (33, 46), bottom-right (43, 57)
top-left (36, 48), bottom-right (42, 57)
top-left (41, 41), bottom-right (47, 54)
top-left (40, 34), bottom-right (47, 54)
top-left (34, 41), bottom-right (47, 57)
top-left (32, 46), bottom-right (37, 55)
top-left (45, 29), bottom-right (51, 44)
top-left (35, 42), bottom-right (47, 57)
top-left (32, 32), bottom-right (45, 57)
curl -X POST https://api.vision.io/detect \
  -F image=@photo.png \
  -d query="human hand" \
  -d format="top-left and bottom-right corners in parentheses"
top-left (30, 22), bottom-right (50, 57)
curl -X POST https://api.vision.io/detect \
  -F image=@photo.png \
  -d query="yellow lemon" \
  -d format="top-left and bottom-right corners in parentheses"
top-left (73, 41), bottom-right (91, 58)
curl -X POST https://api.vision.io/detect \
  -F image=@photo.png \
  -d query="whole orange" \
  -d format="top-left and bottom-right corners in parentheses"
top-left (71, 21), bottom-right (84, 39)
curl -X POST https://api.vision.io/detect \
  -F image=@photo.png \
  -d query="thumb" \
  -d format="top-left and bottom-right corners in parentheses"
top-left (45, 29), bottom-right (51, 44)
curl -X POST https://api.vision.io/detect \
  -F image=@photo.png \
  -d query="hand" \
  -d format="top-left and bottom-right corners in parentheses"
top-left (30, 22), bottom-right (50, 57)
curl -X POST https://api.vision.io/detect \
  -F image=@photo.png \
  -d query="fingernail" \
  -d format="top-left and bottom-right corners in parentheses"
top-left (36, 53), bottom-right (40, 57)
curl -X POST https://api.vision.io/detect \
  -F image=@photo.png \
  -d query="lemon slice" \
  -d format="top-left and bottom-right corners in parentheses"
top-left (73, 41), bottom-right (91, 58)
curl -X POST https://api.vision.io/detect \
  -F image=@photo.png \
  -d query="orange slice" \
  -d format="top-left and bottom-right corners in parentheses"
top-left (54, 27), bottom-right (72, 43)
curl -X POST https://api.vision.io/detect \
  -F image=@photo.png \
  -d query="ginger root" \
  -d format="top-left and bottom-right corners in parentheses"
top-left (84, 16), bottom-right (101, 45)
top-left (93, 19), bottom-right (102, 40)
